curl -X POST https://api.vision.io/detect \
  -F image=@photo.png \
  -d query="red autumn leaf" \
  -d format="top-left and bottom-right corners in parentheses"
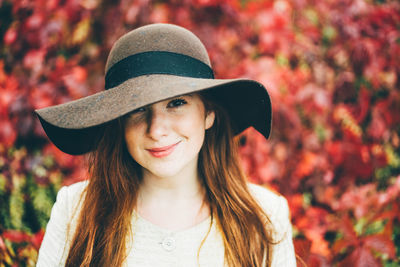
top-left (30, 85), bottom-right (54, 110)
top-left (377, 175), bottom-right (400, 206)
top-left (308, 253), bottom-right (331, 267)
top-left (368, 108), bottom-right (387, 140)
top-left (63, 66), bottom-right (89, 99)
top-left (364, 234), bottom-right (396, 259)
top-left (3, 26), bottom-right (18, 45)
top-left (350, 42), bottom-right (371, 76)
top-left (326, 141), bottom-right (344, 166)
top-left (125, 4), bottom-right (140, 24)
top-left (294, 151), bottom-right (318, 179)
top-left (371, 144), bottom-right (388, 168)
top-left (287, 194), bottom-right (303, 217)
top-left (149, 4), bottom-right (169, 23)
top-left (0, 119), bottom-right (17, 147)
top-left (353, 87), bottom-right (370, 123)
top-left (3, 230), bottom-right (31, 243)
top-left (340, 246), bottom-right (380, 267)
top-left (294, 238), bottom-right (311, 263)
top-left (379, 93), bottom-right (400, 127)
top-left (332, 238), bottom-right (355, 255)
top-left (25, 13), bottom-right (44, 29)
top-left (31, 230), bottom-right (45, 250)
top-left (23, 49), bottom-right (46, 71)
top-left (339, 215), bottom-right (357, 241)
top-left (336, 183), bottom-right (378, 218)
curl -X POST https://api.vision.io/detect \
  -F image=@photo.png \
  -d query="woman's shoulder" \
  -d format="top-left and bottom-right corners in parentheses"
top-left (247, 183), bottom-right (282, 202)
top-left (247, 183), bottom-right (288, 212)
top-left (247, 183), bottom-right (291, 237)
top-left (56, 180), bottom-right (89, 215)
top-left (59, 180), bottom-right (89, 199)
top-left (61, 180), bottom-right (89, 195)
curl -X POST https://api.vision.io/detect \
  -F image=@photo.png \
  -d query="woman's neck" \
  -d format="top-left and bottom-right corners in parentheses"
top-left (136, 166), bottom-right (210, 231)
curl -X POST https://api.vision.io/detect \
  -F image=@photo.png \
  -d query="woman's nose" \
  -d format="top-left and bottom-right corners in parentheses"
top-left (146, 108), bottom-right (169, 140)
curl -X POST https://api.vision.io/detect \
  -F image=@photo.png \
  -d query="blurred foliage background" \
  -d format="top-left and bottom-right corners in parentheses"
top-left (0, 0), bottom-right (399, 266)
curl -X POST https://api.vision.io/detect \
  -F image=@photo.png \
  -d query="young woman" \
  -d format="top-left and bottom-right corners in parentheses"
top-left (36, 23), bottom-right (296, 266)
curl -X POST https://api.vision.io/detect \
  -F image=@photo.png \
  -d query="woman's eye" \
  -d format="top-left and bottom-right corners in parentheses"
top-left (130, 107), bottom-right (146, 115)
top-left (168, 98), bottom-right (187, 108)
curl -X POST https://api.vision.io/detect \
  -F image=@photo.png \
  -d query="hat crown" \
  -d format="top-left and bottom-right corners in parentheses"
top-left (105, 24), bottom-right (211, 73)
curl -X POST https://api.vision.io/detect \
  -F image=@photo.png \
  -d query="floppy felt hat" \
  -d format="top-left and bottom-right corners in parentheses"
top-left (35, 23), bottom-right (272, 155)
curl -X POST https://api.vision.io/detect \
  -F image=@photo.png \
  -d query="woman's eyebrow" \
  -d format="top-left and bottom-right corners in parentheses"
top-left (167, 94), bottom-right (193, 100)
top-left (180, 93), bottom-right (195, 99)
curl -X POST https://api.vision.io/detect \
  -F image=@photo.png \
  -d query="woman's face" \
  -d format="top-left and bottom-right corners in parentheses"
top-left (124, 94), bottom-right (215, 179)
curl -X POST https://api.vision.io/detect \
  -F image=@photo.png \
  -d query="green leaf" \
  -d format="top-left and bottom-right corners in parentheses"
top-left (9, 189), bottom-right (24, 230)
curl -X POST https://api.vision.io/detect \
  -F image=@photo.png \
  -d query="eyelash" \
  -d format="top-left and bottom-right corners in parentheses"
top-left (167, 98), bottom-right (187, 108)
top-left (129, 98), bottom-right (187, 115)
top-left (130, 107), bottom-right (146, 115)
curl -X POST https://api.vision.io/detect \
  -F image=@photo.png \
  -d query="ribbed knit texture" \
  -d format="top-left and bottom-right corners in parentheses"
top-left (37, 181), bottom-right (296, 266)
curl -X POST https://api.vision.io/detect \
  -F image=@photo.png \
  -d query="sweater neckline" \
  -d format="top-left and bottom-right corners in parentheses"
top-left (133, 210), bottom-right (213, 235)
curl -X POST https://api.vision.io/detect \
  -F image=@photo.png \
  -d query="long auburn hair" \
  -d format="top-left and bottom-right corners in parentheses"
top-left (65, 92), bottom-right (277, 267)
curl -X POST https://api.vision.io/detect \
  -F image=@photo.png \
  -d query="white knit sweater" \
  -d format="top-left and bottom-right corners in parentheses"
top-left (36, 181), bottom-right (296, 266)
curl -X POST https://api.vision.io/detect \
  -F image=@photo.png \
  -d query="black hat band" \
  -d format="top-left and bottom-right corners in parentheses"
top-left (105, 51), bottom-right (215, 90)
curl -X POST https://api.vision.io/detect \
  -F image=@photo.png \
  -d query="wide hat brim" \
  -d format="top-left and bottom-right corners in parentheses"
top-left (35, 74), bottom-right (271, 155)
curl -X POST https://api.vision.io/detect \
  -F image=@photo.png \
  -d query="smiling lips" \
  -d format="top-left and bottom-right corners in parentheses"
top-left (146, 141), bottom-right (181, 158)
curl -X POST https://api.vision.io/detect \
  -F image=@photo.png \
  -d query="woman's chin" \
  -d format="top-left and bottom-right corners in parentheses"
top-left (141, 166), bottom-right (184, 180)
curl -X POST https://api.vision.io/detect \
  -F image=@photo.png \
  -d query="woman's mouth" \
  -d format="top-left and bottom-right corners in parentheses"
top-left (146, 141), bottom-right (181, 158)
